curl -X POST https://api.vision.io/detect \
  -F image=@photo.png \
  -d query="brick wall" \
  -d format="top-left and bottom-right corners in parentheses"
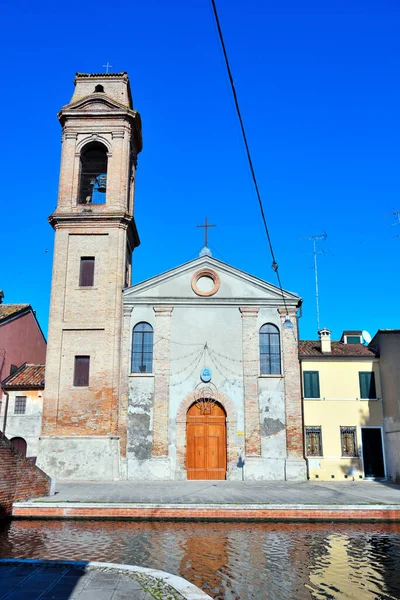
top-left (0, 432), bottom-right (51, 518)
top-left (240, 306), bottom-right (262, 456)
top-left (279, 309), bottom-right (304, 459)
top-left (41, 75), bottom-right (142, 448)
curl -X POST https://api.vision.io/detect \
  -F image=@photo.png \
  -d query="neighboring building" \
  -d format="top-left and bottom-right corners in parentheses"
top-left (369, 330), bottom-right (400, 482)
top-left (37, 71), bottom-right (307, 482)
top-left (300, 329), bottom-right (385, 480)
top-left (0, 364), bottom-right (45, 460)
top-left (0, 300), bottom-right (47, 383)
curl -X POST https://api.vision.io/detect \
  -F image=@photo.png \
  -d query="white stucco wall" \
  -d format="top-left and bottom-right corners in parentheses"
top-left (1, 390), bottom-right (43, 457)
top-left (124, 256), bottom-right (300, 480)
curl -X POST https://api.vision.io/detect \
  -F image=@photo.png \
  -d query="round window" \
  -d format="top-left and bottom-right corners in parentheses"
top-left (191, 269), bottom-right (220, 297)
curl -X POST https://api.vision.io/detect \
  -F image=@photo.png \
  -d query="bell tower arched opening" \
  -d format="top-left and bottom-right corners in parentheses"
top-left (186, 400), bottom-right (227, 480)
top-left (78, 142), bottom-right (108, 205)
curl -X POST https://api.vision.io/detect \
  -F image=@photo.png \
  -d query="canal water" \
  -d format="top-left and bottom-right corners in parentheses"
top-left (1, 520), bottom-right (400, 599)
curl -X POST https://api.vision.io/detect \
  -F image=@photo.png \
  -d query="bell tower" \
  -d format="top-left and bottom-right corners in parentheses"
top-left (37, 72), bottom-right (142, 480)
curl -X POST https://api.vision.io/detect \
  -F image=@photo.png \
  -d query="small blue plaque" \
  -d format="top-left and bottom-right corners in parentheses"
top-left (200, 367), bottom-right (212, 383)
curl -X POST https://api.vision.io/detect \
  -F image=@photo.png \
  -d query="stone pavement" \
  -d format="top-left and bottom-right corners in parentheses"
top-left (0, 560), bottom-right (211, 600)
top-left (33, 479), bottom-right (400, 505)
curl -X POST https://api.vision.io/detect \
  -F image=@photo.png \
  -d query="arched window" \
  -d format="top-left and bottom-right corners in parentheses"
top-left (78, 142), bottom-right (108, 205)
top-left (94, 84), bottom-right (104, 93)
top-left (132, 322), bottom-right (154, 373)
top-left (259, 323), bottom-right (281, 374)
top-left (10, 437), bottom-right (27, 457)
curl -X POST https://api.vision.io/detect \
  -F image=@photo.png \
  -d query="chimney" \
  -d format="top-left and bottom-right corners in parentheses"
top-left (318, 328), bottom-right (331, 353)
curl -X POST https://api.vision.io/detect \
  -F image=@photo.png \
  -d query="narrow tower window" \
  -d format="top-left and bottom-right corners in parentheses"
top-left (79, 257), bottom-right (95, 287)
top-left (74, 356), bottom-right (90, 386)
top-left (78, 142), bottom-right (108, 205)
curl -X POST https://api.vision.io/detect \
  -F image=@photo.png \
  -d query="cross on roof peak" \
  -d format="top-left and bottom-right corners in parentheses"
top-left (197, 217), bottom-right (216, 250)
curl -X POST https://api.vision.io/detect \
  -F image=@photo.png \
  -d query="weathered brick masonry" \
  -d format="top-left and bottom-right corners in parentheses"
top-left (279, 308), bottom-right (304, 459)
top-left (12, 503), bottom-right (400, 521)
top-left (240, 307), bottom-right (262, 456)
top-left (37, 73), bottom-right (143, 480)
top-left (0, 433), bottom-right (50, 518)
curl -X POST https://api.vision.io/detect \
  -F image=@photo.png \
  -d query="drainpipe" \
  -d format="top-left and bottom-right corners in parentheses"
top-left (1, 386), bottom-right (9, 434)
top-left (296, 302), bottom-right (308, 476)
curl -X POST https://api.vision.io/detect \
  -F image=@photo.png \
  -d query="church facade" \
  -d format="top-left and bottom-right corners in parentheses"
top-left (37, 72), bottom-right (307, 482)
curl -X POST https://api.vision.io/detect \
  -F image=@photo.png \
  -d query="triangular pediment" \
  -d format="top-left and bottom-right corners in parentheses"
top-left (124, 256), bottom-right (301, 307)
top-left (61, 95), bottom-right (133, 115)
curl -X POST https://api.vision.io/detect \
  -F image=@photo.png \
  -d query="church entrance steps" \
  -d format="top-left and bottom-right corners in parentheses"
top-left (11, 502), bottom-right (400, 521)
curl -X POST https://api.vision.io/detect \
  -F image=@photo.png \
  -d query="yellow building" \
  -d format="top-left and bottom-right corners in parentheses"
top-left (300, 329), bottom-right (386, 480)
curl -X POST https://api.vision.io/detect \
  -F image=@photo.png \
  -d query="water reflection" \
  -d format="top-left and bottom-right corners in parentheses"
top-left (1, 520), bottom-right (400, 599)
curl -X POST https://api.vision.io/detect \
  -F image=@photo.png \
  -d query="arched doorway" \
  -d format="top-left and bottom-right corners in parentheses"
top-left (186, 400), bottom-right (227, 480)
top-left (10, 437), bottom-right (27, 457)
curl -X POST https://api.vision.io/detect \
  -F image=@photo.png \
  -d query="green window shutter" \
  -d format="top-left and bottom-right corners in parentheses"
top-left (359, 372), bottom-right (376, 398)
top-left (304, 371), bottom-right (320, 398)
top-left (370, 372), bottom-right (376, 397)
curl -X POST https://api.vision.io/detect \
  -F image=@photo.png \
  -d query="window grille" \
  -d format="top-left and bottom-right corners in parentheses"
top-left (14, 396), bottom-right (27, 414)
top-left (131, 322), bottom-right (154, 373)
top-left (341, 427), bottom-right (358, 457)
top-left (306, 427), bottom-right (322, 456)
top-left (74, 356), bottom-right (90, 387)
top-left (259, 323), bottom-right (281, 374)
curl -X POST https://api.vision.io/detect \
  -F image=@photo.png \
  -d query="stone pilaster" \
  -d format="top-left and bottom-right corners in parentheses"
top-left (240, 306), bottom-right (261, 456)
top-left (152, 306), bottom-right (173, 457)
top-left (278, 309), bottom-right (306, 468)
top-left (117, 304), bottom-right (132, 461)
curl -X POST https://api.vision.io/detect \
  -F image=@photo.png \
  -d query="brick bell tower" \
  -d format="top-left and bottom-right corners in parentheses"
top-left (37, 73), bottom-right (142, 480)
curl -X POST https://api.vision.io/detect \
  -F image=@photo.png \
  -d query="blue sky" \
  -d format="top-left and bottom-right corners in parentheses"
top-left (1, 0), bottom-right (399, 340)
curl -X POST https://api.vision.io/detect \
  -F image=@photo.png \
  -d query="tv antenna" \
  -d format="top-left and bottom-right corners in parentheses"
top-left (300, 232), bottom-right (327, 331)
top-left (384, 209), bottom-right (400, 226)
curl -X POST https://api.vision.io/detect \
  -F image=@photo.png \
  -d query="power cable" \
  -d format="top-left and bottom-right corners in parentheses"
top-left (209, 0), bottom-right (288, 314)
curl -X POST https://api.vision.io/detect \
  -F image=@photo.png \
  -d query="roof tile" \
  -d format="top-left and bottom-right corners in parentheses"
top-left (3, 364), bottom-right (45, 388)
top-left (299, 340), bottom-right (376, 357)
top-left (0, 304), bottom-right (30, 323)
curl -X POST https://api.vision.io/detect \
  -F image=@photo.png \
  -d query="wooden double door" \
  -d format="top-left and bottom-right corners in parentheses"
top-left (186, 402), bottom-right (227, 480)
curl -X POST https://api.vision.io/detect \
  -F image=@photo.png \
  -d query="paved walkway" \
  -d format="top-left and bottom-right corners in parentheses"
top-left (33, 479), bottom-right (400, 505)
top-left (0, 560), bottom-right (211, 600)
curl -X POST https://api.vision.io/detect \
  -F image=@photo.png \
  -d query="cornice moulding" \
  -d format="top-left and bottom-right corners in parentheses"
top-left (124, 298), bottom-right (299, 308)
